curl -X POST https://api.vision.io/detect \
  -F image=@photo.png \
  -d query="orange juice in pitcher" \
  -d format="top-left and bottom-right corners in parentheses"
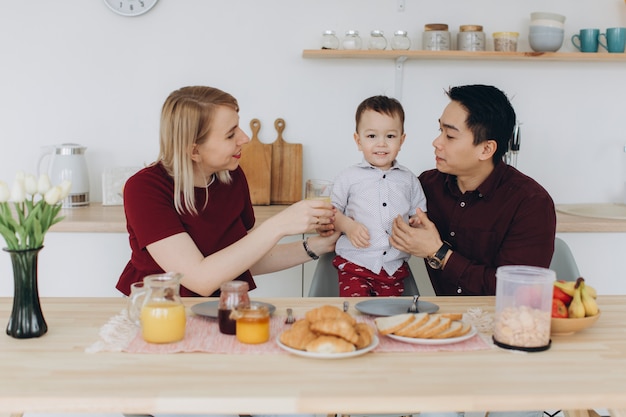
top-left (140, 301), bottom-right (186, 344)
top-left (129, 272), bottom-right (186, 344)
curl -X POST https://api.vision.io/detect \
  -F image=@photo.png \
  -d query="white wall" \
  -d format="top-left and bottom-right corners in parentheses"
top-left (1, 1), bottom-right (626, 296)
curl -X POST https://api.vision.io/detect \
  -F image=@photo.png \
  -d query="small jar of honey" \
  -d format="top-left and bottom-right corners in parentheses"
top-left (234, 304), bottom-right (270, 344)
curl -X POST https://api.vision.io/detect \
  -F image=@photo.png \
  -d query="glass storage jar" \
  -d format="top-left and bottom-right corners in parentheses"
top-left (321, 30), bottom-right (340, 50)
top-left (493, 31), bottom-right (519, 52)
top-left (218, 281), bottom-right (250, 335)
top-left (234, 304), bottom-right (271, 344)
top-left (457, 25), bottom-right (486, 51)
top-left (368, 30), bottom-right (387, 50)
top-left (391, 30), bottom-right (411, 50)
top-left (342, 30), bottom-right (362, 50)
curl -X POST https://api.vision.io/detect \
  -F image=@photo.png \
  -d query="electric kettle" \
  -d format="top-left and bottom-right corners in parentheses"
top-left (38, 143), bottom-right (90, 207)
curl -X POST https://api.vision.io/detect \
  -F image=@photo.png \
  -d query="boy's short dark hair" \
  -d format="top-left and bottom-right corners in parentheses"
top-left (355, 95), bottom-right (405, 133)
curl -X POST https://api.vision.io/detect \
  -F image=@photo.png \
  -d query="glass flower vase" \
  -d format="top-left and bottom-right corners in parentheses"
top-left (3, 246), bottom-right (48, 338)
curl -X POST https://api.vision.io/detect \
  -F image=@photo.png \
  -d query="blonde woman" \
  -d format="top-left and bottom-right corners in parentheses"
top-left (117, 86), bottom-right (337, 298)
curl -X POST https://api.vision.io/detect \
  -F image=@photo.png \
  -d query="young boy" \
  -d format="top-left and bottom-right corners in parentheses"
top-left (332, 95), bottom-right (427, 297)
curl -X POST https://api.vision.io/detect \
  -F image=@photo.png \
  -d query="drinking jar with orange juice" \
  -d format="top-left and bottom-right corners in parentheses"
top-left (129, 272), bottom-right (186, 344)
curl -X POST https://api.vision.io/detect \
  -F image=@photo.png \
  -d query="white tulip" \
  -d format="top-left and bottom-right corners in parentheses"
top-left (24, 174), bottom-right (38, 195)
top-left (0, 181), bottom-right (9, 202)
top-left (37, 174), bottom-right (52, 195)
top-left (44, 186), bottom-right (62, 205)
top-left (10, 179), bottom-right (26, 203)
top-left (15, 171), bottom-right (25, 182)
top-left (59, 180), bottom-right (72, 199)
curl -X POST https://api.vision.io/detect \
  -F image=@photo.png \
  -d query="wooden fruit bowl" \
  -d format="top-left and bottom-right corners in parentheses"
top-left (551, 311), bottom-right (601, 335)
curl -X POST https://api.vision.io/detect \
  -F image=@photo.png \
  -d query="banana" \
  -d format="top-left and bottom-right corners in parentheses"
top-left (584, 283), bottom-right (598, 299)
top-left (554, 278), bottom-right (597, 299)
top-left (581, 282), bottom-right (599, 316)
top-left (554, 280), bottom-right (576, 296)
top-left (567, 278), bottom-right (586, 319)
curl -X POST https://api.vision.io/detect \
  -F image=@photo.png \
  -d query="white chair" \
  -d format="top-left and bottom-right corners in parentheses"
top-left (308, 251), bottom-right (420, 297)
top-left (549, 237), bottom-right (580, 282)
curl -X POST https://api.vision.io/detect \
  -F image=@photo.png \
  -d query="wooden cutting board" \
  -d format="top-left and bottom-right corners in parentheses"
top-left (270, 118), bottom-right (302, 204)
top-left (239, 119), bottom-right (272, 205)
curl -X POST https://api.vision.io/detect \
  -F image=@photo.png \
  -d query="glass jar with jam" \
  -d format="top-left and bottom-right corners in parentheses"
top-left (218, 281), bottom-right (250, 335)
top-left (234, 303), bottom-right (270, 344)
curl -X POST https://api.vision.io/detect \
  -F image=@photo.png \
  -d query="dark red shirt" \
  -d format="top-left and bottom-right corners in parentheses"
top-left (116, 163), bottom-right (256, 297)
top-left (419, 162), bottom-right (556, 296)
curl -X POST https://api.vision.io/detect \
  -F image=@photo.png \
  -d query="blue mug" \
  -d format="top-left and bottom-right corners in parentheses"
top-left (599, 27), bottom-right (626, 53)
top-left (571, 28), bottom-right (599, 52)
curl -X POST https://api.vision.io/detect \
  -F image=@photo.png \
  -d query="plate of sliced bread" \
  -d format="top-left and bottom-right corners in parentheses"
top-left (276, 304), bottom-right (379, 359)
top-left (374, 312), bottom-right (476, 345)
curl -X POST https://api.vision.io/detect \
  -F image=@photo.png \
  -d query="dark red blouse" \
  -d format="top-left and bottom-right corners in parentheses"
top-left (116, 163), bottom-right (256, 297)
top-left (419, 162), bottom-right (556, 296)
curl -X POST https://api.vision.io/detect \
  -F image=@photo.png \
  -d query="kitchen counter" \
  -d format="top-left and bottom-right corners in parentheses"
top-left (49, 203), bottom-right (290, 233)
top-left (49, 203), bottom-right (626, 233)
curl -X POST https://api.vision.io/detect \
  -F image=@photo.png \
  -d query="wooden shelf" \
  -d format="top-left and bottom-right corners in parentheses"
top-left (302, 49), bottom-right (626, 62)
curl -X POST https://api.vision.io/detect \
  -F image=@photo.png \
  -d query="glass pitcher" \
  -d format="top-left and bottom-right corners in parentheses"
top-left (128, 272), bottom-right (186, 344)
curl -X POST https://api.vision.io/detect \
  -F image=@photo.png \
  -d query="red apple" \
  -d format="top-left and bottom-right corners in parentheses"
top-left (552, 298), bottom-right (569, 318)
top-left (553, 285), bottom-right (573, 305)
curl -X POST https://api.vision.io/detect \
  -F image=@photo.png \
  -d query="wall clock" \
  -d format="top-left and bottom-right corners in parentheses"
top-left (103, 0), bottom-right (159, 17)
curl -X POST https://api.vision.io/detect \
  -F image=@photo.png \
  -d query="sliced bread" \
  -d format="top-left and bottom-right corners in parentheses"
top-left (403, 314), bottom-right (441, 338)
top-left (418, 317), bottom-right (452, 339)
top-left (374, 313), bottom-right (415, 335)
top-left (431, 320), bottom-right (463, 339)
top-left (394, 313), bottom-right (430, 337)
top-left (441, 313), bottom-right (464, 321)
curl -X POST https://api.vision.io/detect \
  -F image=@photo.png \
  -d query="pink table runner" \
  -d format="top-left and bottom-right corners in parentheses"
top-left (115, 314), bottom-right (491, 355)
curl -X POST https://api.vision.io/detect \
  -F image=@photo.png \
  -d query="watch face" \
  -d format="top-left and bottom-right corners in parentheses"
top-left (103, 0), bottom-right (159, 17)
top-left (427, 257), bottom-right (442, 270)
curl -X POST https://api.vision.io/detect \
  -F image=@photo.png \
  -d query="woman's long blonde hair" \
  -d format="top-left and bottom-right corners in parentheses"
top-left (157, 86), bottom-right (239, 215)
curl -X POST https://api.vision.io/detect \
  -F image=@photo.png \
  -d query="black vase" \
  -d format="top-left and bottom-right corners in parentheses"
top-left (3, 246), bottom-right (48, 338)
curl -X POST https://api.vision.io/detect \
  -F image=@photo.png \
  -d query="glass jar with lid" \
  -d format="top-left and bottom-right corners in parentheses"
top-left (368, 30), bottom-right (387, 50)
top-left (391, 30), bottom-right (411, 50)
top-left (218, 281), bottom-right (250, 335)
top-left (321, 30), bottom-right (340, 50)
top-left (342, 30), bottom-right (362, 50)
top-left (457, 25), bottom-right (486, 51)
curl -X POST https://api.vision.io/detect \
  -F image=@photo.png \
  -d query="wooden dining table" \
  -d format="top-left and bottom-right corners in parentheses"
top-left (0, 295), bottom-right (625, 417)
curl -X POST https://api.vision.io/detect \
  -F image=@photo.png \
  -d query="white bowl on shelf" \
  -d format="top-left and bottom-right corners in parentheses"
top-left (529, 26), bottom-right (564, 52)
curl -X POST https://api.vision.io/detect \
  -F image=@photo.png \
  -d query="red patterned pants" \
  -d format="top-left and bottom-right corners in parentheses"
top-left (332, 255), bottom-right (409, 297)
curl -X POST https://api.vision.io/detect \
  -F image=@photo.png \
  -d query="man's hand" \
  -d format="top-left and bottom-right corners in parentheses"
top-left (390, 209), bottom-right (442, 258)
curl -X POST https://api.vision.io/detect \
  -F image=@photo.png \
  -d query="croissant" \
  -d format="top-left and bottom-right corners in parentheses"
top-left (305, 305), bottom-right (356, 326)
top-left (279, 319), bottom-right (317, 350)
top-left (305, 335), bottom-right (356, 353)
top-left (309, 318), bottom-right (359, 345)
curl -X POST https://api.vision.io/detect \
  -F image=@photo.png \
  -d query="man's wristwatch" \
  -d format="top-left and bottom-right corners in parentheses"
top-left (426, 242), bottom-right (452, 270)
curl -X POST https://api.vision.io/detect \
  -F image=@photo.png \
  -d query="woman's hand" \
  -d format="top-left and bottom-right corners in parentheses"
top-left (307, 230), bottom-right (341, 256)
top-left (389, 209), bottom-right (442, 258)
top-left (265, 199), bottom-right (335, 237)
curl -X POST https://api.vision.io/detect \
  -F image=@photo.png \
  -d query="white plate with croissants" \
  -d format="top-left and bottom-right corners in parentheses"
top-left (277, 305), bottom-right (379, 359)
top-left (375, 312), bottom-right (477, 345)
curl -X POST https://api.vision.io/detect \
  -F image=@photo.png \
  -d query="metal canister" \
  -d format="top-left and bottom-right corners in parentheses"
top-left (457, 25), bottom-right (486, 51)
